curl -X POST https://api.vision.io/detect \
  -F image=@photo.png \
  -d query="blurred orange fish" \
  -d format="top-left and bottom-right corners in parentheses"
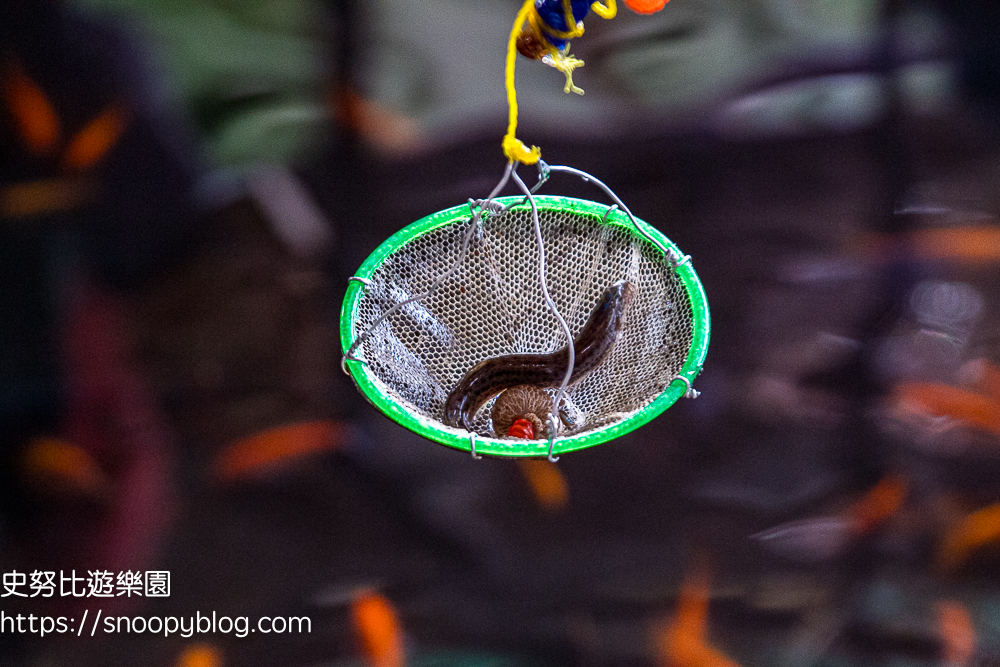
top-left (753, 474), bottom-right (907, 562)
top-left (3, 60), bottom-right (59, 155)
top-left (3, 59), bottom-right (126, 170)
top-left (61, 103), bottom-right (128, 171)
top-left (847, 473), bottom-right (908, 536)
top-left (863, 226), bottom-right (1000, 265)
top-left (334, 88), bottom-right (424, 155)
top-left (654, 559), bottom-right (740, 667)
top-left (938, 503), bottom-right (1000, 573)
top-left (213, 420), bottom-right (345, 482)
top-left (937, 599), bottom-right (976, 667)
top-left (909, 226), bottom-right (1000, 264)
top-left (895, 382), bottom-right (1000, 435)
top-left (351, 591), bottom-right (405, 667)
top-left (2, 59), bottom-right (125, 219)
top-left (175, 643), bottom-right (223, 667)
top-left (20, 436), bottom-right (109, 499)
top-left (518, 459), bottom-right (569, 512)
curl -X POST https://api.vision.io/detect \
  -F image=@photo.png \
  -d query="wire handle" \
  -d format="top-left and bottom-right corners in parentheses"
top-left (533, 161), bottom-right (688, 269)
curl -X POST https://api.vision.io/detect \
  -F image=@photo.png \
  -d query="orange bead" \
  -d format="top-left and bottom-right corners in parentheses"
top-left (625, 0), bottom-right (668, 15)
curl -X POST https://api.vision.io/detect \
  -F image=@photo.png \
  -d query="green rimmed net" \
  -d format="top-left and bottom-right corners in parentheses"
top-left (341, 195), bottom-right (709, 458)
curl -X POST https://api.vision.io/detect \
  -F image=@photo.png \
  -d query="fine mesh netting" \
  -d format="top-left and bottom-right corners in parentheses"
top-left (350, 200), bottom-right (696, 439)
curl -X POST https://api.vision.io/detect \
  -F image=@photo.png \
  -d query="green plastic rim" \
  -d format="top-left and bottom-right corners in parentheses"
top-left (340, 195), bottom-right (710, 457)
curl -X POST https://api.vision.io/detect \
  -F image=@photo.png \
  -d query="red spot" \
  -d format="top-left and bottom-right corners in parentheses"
top-left (508, 418), bottom-right (535, 439)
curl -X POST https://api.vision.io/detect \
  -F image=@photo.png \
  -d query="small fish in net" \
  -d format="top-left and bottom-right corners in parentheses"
top-left (444, 280), bottom-right (637, 434)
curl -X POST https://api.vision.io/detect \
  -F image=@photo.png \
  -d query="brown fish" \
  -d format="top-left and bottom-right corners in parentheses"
top-left (444, 280), bottom-right (636, 431)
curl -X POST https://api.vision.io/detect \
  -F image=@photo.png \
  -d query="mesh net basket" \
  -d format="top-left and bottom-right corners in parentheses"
top-left (340, 195), bottom-right (709, 457)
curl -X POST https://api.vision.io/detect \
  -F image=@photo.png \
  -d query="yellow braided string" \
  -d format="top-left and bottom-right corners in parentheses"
top-left (502, 0), bottom-right (619, 163)
top-left (503, 0), bottom-right (542, 164)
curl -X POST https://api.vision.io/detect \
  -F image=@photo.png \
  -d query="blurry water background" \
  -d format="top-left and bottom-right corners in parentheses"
top-left (3, 0), bottom-right (1000, 666)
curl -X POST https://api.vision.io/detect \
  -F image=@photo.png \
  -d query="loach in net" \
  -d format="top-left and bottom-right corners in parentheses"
top-left (341, 169), bottom-right (709, 459)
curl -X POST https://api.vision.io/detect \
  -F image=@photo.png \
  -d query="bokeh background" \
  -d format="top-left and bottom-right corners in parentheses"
top-left (3, 1), bottom-right (1000, 665)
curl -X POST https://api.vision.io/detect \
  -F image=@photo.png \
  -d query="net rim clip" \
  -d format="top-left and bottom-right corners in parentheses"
top-left (672, 374), bottom-right (701, 399)
top-left (546, 414), bottom-right (560, 462)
